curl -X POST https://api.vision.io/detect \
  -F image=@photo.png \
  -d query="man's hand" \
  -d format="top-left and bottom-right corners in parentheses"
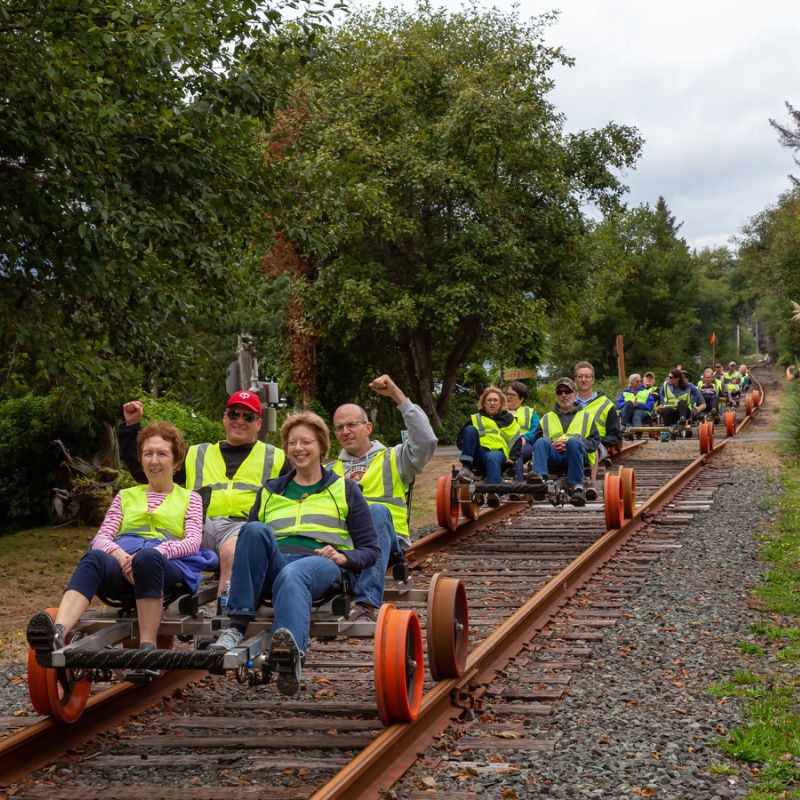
top-left (369, 374), bottom-right (407, 405)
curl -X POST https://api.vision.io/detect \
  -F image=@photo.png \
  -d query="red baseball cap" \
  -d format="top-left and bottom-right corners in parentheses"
top-left (226, 390), bottom-right (262, 416)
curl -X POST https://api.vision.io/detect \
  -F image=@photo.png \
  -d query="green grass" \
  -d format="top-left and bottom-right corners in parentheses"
top-left (710, 453), bottom-right (800, 798)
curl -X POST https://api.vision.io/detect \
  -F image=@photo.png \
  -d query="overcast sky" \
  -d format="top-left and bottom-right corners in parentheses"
top-left (375, 1), bottom-right (799, 251)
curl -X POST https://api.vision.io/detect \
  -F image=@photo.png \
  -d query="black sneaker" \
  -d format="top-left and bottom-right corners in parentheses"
top-left (271, 628), bottom-right (302, 696)
top-left (26, 611), bottom-right (64, 652)
top-left (569, 487), bottom-right (586, 507)
top-left (487, 493), bottom-right (500, 508)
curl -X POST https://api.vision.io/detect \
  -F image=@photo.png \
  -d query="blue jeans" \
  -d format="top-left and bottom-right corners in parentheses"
top-left (533, 437), bottom-right (587, 485)
top-left (515, 441), bottom-right (533, 481)
top-left (66, 547), bottom-right (185, 602)
top-left (226, 521), bottom-right (342, 655)
top-left (354, 505), bottom-right (403, 608)
top-left (620, 401), bottom-right (650, 427)
top-left (460, 425), bottom-right (506, 484)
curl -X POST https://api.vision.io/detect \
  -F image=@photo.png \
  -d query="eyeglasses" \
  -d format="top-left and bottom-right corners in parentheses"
top-left (505, 391), bottom-right (518, 397)
top-left (555, 389), bottom-right (573, 396)
top-left (334, 420), bottom-right (368, 434)
top-left (225, 408), bottom-right (260, 423)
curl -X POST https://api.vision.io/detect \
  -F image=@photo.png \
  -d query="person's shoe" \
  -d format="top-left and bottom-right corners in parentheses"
top-left (26, 611), bottom-right (65, 652)
top-left (208, 627), bottom-right (245, 652)
top-left (270, 628), bottom-right (302, 696)
top-left (569, 487), bottom-right (586, 507)
top-left (486, 493), bottom-right (500, 508)
top-left (456, 465), bottom-right (474, 483)
top-left (527, 474), bottom-right (547, 486)
top-left (349, 603), bottom-right (379, 623)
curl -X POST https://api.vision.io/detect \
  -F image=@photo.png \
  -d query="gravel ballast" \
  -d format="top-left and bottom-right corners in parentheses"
top-left (1, 444), bottom-right (791, 798)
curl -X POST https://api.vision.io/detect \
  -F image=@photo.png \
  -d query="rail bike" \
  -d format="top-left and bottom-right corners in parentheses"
top-left (435, 461), bottom-right (636, 533)
top-left (26, 561), bottom-right (470, 728)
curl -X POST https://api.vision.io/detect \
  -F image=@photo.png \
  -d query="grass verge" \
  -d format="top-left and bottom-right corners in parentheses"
top-left (710, 461), bottom-right (800, 798)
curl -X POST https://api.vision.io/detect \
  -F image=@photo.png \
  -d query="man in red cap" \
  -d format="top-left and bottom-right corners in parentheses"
top-left (119, 391), bottom-right (288, 599)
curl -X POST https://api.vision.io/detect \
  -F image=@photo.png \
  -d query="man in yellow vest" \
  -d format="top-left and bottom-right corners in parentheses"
top-left (531, 377), bottom-right (599, 506)
top-left (119, 391), bottom-right (288, 599)
top-left (330, 374), bottom-right (438, 622)
top-left (574, 360), bottom-right (622, 468)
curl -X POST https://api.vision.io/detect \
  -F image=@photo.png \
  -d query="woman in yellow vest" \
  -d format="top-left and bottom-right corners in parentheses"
top-left (27, 422), bottom-right (206, 653)
top-left (210, 412), bottom-right (379, 696)
top-left (456, 386), bottom-right (521, 507)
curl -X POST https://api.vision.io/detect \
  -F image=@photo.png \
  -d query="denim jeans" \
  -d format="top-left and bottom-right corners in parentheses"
top-left (620, 401), bottom-right (650, 427)
top-left (514, 441), bottom-right (533, 481)
top-left (354, 504), bottom-right (402, 608)
top-left (226, 521), bottom-right (342, 655)
top-left (460, 424), bottom-right (506, 483)
top-left (532, 437), bottom-right (587, 485)
top-left (66, 547), bottom-right (185, 602)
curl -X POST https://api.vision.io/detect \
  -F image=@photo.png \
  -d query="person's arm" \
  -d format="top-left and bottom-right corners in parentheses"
top-left (602, 407), bottom-right (622, 447)
top-left (370, 375), bottom-right (438, 483)
top-left (90, 493), bottom-right (125, 553)
top-left (341, 481), bottom-right (380, 572)
top-left (156, 492), bottom-right (204, 559)
top-left (118, 401), bottom-right (147, 483)
top-left (581, 418), bottom-right (600, 453)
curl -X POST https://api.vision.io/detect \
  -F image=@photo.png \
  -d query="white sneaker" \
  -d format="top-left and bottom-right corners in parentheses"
top-left (208, 628), bottom-right (244, 652)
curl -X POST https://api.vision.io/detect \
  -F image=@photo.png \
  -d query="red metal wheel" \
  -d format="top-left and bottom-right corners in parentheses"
top-left (27, 646), bottom-right (54, 716)
top-left (725, 410), bottom-right (736, 437)
top-left (426, 574), bottom-right (469, 681)
top-left (374, 605), bottom-right (424, 725)
top-left (745, 394), bottom-right (754, 416)
top-left (699, 421), bottom-right (711, 454)
top-left (620, 467), bottom-right (636, 519)
top-left (752, 390), bottom-right (761, 407)
top-left (604, 473), bottom-right (623, 530)
top-left (436, 475), bottom-right (459, 531)
top-left (29, 608), bottom-right (92, 724)
top-left (459, 485), bottom-right (480, 521)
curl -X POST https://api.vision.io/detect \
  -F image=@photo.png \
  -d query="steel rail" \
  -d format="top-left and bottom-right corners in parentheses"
top-left (0, 669), bottom-right (206, 786)
top-left (310, 389), bottom-right (766, 800)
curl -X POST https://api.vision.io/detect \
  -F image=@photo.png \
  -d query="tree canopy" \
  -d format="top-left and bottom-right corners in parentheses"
top-left (261, 2), bottom-right (643, 423)
top-left (0, 0), bottom-right (335, 424)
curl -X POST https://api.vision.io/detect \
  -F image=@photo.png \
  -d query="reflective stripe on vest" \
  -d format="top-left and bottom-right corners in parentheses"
top-left (470, 413), bottom-right (518, 458)
top-left (541, 409), bottom-right (594, 465)
top-left (582, 396), bottom-right (612, 438)
top-left (118, 484), bottom-right (191, 540)
top-left (257, 478), bottom-right (353, 550)
top-left (622, 388), bottom-right (651, 405)
top-left (513, 405), bottom-right (535, 435)
top-left (186, 441), bottom-right (285, 519)
top-left (331, 448), bottom-right (409, 540)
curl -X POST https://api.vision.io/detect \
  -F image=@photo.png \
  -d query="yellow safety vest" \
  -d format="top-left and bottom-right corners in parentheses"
top-left (185, 441), bottom-right (285, 519)
top-left (118, 484), bottom-right (192, 541)
top-left (256, 478), bottom-right (353, 550)
top-left (470, 413), bottom-right (520, 458)
top-left (621, 388), bottom-right (651, 405)
top-left (331, 449), bottom-right (410, 541)
top-left (513, 406), bottom-right (536, 436)
top-left (581, 396), bottom-right (612, 438)
top-left (540, 409), bottom-right (595, 464)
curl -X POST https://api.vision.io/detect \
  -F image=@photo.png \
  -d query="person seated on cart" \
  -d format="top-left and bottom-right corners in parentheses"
top-left (504, 381), bottom-right (540, 481)
top-left (27, 422), bottom-right (212, 654)
top-left (738, 364), bottom-right (752, 392)
top-left (656, 368), bottom-right (706, 426)
top-left (209, 411), bottom-right (380, 696)
top-left (531, 377), bottom-right (600, 507)
top-left (722, 361), bottom-right (741, 400)
top-left (329, 374), bottom-right (437, 623)
top-left (698, 367), bottom-right (722, 419)
top-left (456, 386), bottom-right (521, 508)
top-left (119, 391), bottom-right (289, 602)
top-left (616, 373), bottom-right (655, 434)
top-left (574, 361), bottom-right (622, 471)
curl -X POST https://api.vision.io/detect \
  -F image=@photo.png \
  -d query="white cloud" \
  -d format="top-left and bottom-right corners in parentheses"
top-left (376, 0), bottom-right (799, 250)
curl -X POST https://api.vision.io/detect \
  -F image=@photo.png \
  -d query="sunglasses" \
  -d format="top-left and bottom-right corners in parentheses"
top-left (555, 389), bottom-right (573, 396)
top-left (225, 408), bottom-right (260, 423)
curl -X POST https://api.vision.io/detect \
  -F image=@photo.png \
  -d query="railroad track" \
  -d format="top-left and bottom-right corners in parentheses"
top-left (1, 367), bottom-right (772, 799)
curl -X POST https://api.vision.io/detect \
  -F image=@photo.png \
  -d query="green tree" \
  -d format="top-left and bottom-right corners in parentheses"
top-left (549, 198), bottom-right (704, 377)
top-left (260, 2), bottom-right (642, 425)
top-left (0, 0), bottom-right (336, 425)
